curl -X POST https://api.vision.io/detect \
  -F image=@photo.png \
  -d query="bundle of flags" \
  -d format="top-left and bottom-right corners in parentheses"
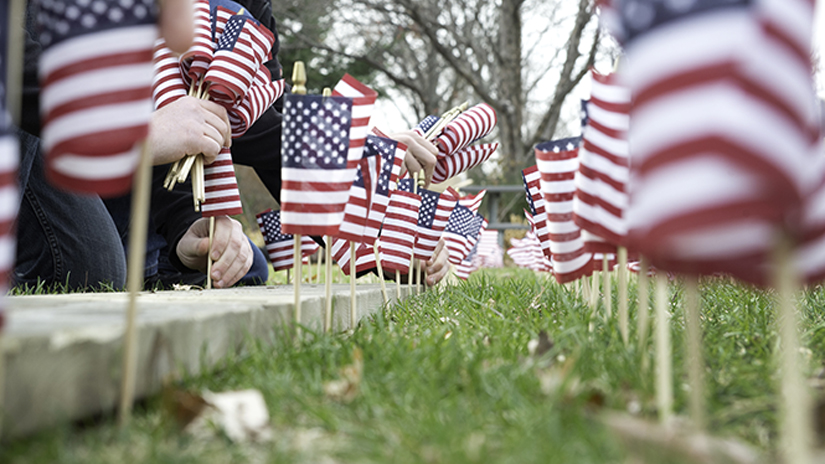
top-left (414, 103), bottom-right (500, 184)
top-left (155, 0), bottom-right (286, 218)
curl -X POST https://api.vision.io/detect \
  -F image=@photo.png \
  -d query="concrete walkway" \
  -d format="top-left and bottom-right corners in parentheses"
top-left (1, 284), bottom-right (410, 437)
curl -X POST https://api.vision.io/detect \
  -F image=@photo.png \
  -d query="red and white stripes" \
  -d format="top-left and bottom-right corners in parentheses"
top-left (201, 147), bottom-right (243, 217)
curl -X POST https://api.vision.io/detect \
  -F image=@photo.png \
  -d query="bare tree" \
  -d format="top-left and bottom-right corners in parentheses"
top-left (278, 0), bottom-right (604, 184)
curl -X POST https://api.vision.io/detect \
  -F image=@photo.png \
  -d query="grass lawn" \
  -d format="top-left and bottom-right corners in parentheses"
top-left (4, 268), bottom-right (825, 463)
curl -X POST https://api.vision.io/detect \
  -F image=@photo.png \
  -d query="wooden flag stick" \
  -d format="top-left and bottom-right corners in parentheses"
top-left (350, 241), bottom-right (356, 330)
top-left (638, 256), bottom-right (651, 371)
top-left (205, 216), bottom-right (215, 289)
top-left (118, 141), bottom-right (154, 426)
top-left (286, 268), bottom-right (290, 285)
top-left (602, 255), bottom-right (612, 319)
top-left (374, 241), bottom-right (388, 304)
top-left (773, 234), bottom-right (812, 464)
top-left (316, 247), bottom-right (322, 284)
top-left (654, 272), bottom-right (673, 424)
top-left (396, 270), bottom-right (401, 299)
top-left (294, 234), bottom-right (302, 328)
top-left (684, 275), bottom-right (706, 431)
top-left (581, 273), bottom-right (591, 303)
top-left (324, 235), bottom-right (333, 332)
top-left (618, 247), bottom-right (629, 345)
top-left (588, 270), bottom-right (599, 331)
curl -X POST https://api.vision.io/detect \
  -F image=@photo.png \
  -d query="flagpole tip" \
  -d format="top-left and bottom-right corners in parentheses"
top-left (292, 61), bottom-right (307, 95)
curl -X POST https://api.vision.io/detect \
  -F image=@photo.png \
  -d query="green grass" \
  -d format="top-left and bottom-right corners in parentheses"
top-left (4, 268), bottom-right (825, 463)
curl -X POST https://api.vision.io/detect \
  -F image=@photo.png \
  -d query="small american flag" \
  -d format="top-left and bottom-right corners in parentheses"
top-left (455, 246), bottom-right (481, 280)
top-left (535, 137), bottom-right (593, 283)
top-left (370, 127), bottom-right (406, 187)
top-left (205, 14), bottom-right (275, 107)
top-left (333, 74), bottom-right (378, 168)
top-left (226, 64), bottom-right (285, 137)
top-left (0, 126), bottom-right (18, 331)
top-left (379, 189), bottom-right (420, 273)
top-left (38, 0), bottom-right (157, 197)
top-left (435, 103), bottom-right (497, 158)
top-left (256, 209), bottom-right (320, 271)
top-left (442, 205), bottom-right (474, 265)
top-left (573, 70), bottom-right (630, 252)
top-left (522, 166), bottom-right (552, 260)
top-left (414, 188), bottom-right (456, 261)
top-left (362, 134), bottom-right (398, 244)
top-left (611, 0), bottom-right (822, 283)
top-left (201, 147), bottom-right (243, 217)
top-left (432, 143), bottom-right (498, 184)
top-left (332, 238), bottom-right (377, 276)
top-left (412, 115), bottom-right (440, 137)
top-left (180, 0), bottom-right (213, 84)
top-left (337, 151), bottom-right (379, 243)
top-left (280, 94), bottom-right (356, 236)
top-left (453, 188), bottom-right (486, 215)
top-left (477, 229), bottom-right (504, 268)
top-left (151, 40), bottom-right (188, 110)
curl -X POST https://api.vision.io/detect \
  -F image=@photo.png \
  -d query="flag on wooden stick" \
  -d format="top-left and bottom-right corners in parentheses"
top-left (535, 137), bottom-right (593, 283)
top-left (280, 94), bottom-right (356, 236)
top-left (257, 209), bottom-right (319, 271)
top-left (379, 189), bottom-right (420, 274)
top-left (37, 0), bottom-right (157, 197)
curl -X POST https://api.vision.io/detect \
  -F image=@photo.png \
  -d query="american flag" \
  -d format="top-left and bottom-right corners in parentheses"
top-left (413, 115), bottom-right (440, 137)
top-left (0, 127), bottom-right (18, 331)
top-left (337, 151), bottom-right (379, 243)
top-left (573, 70), bottom-right (630, 252)
top-left (466, 215), bottom-right (487, 254)
top-left (443, 205), bottom-right (474, 265)
top-left (432, 143), bottom-right (498, 184)
top-left (37, 0), bottom-right (157, 197)
top-left (379, 189), bottom-right (420, 273)
top-left (201, 147), bottom-right (243, 217)
top-left (332, 238), bottom-right (378, 276)
top-left (180, 0), bottom-right (213, 85)
top-left (507, 231), bottom-right (551, 273)
top-left (257, 209), bottom-right (320, 271)
top-left (370, 127), bottom-right (406, 187)
top-left (205, 14), bottom-right (275, 107)
top-left (280, 94), bottom-right (356, 236)
top-left (611, 0), bottom-right (822, 282)
top-left (151, 39), bottom-right (188, 110)
top-left (333, 74), bottom-right (378, 168)
top-left (226, 64), bottom-right (285, 138)
top-left (535, 137), bottom-right (593, 283)
top-left (414, 188), bottom-right (456, 261)
top-left (397, 178), bottom-right (416, 193)
top-left (453, 188), bottom-right (486, 215)
top-left (362, 134), bottom-right (398, 244)
top-left (455, 246), bottom-right (482, 280)
top-left (477, 229), bottom-right (504, 268)
top-left (522, 166), bottom-right (552, 260)
top-left (435, 103), bottom-right (497, 157)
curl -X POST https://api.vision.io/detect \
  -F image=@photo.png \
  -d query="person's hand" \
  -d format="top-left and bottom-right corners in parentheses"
top-left (176, 216), bottom-right (253, 288)
top-left (148, 96), bottom-right (232, 166)
top-left (158, 0), bottom-right (194, 53)
top-left (424, 238), bottom-right (450, 286)
top-left (388, 131), bottom-right (438, 187)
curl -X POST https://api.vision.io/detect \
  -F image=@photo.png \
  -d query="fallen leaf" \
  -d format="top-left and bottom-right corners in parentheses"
top-left (183, 389), bottom-right (273, 443)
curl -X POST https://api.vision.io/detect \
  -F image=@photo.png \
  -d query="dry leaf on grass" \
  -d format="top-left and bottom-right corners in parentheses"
top-left (323, 347), bottom-right (363, 402)
top-left (172, 389), bottom-right (273, 443)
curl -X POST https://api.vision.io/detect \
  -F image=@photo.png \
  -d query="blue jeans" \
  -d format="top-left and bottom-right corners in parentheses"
top-left (14, 131), bottom-right (269, 290)
top-left (14, 130), bottom-right (127, 290)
